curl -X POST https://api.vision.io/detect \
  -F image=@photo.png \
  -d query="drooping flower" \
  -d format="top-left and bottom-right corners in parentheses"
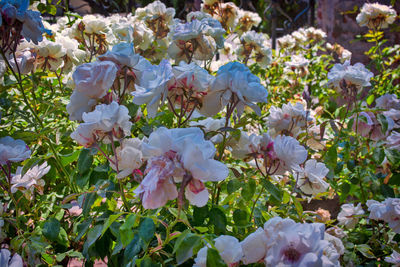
top-left (236, 9), bottom-right (261, 35)
top-left (66, 91), bottom-right (98, 122)
top-left (386, 131), bottom-right (400, 151)
top-left (55, 36), bottom-right (87, 72)
top-left (168, 17), bottom-right (225, 63)
top-left (167, 61), bottom-right (215, 112)
top-left (376, 94), bottom-right (400, 110)
top-left (200, 62), bottom-right (268, 117)
top-left (98, 42), bottom-right (151, 80)
top-left (270, 135), bottom-right (308, 175)
top-left (131, 59), bottom-right (174, 118)
top-left (323, 233), bottom-right (344, 267)
top-left (0, 136), bottom-right (31, 165)
top-left (72, 60), bottom-right (118, 99)
top-left (265, 102), bottom-right (313, 138)
top-left (110, 138), bottom-right (143, 179)
top-left (0, 0), bottom-right (51, 45)
top-left (230, 132), bottom-right (307, 175)
top-left (35, 38), bottom-right (67, 71)
top-left (367, 198), bottom-right (400, 233)
top-left (11, 162), bottom-right (50, 194)
top-left (356, 3), bottom-right (397, 29)
top-left (327, 61), bottom-right (373, 93)
top-left (298, 159), bottom-right (330, 196)
top-left (134, 127), bottom-right (228, 209)
top-left (236, 30), bottom-right (272, 67)
top-left (135, 0), bottom-right (175, 39)
top-left (337, 203), bottom-right (365, 229)
top-left (385, 250), bottom-right (400, 266)
top-left (0, 248), bottom-right (23, 267)
top-left (194, 235), bottom-right (243, 267)
top-left (7, 47), bottom-right (35, 74)
top-left (70, 102), bottom-right (132, 147)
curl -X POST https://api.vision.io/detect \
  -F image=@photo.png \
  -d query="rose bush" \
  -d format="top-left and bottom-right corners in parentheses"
top-left (0, 0), bottom-right (400, 266)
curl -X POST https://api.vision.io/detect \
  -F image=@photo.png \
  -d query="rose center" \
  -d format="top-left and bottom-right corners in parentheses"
top-left (282, 247), bottom-right (301, 263)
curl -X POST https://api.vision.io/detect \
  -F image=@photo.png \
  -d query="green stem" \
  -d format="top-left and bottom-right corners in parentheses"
top-left (1, 49), bottom-right (79, 193)
top-left (249, 186), bottom-right (265, 223)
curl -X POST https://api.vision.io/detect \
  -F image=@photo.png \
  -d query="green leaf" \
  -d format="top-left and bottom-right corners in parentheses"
top-left (77, 148), bottom-right (93, 174)
top-left (233, 209), bottom-right (248, 226)
top-left (124, 234), bottom-right (143, 264)
top-left (76, 171), bottom-right (91, 188)
top-left (386, 149), bottom-right (400, 166)
top-left (139, 256), bottom-right (160, 267)
top-left (60, 150), bottom-right (80, 167)
top-left (366, 94), bottom-right (375, 106)
top-left (47, 4), bottom-right (57, 15)
top-left (173, 229), bottom-right (191, 254)
top-left (292, 197), bottom-right (303, 216)
top-left (82, 192), bottom-right (97, 217)
top-left (139, 218), bottom-right (155, 243)
top-left (388, 173), bottom-right (400, 186)
top-left (206, 248), bottom-right (227, 267)
top-left (227, 179), bottom-right (241, 194)
top-left (75, 219), bottom-right (92, 241)
top-left (120, 214), bottom-right (137, 247)
top-left (193, 205), bottom-right (209, 226)
top-left (56, 228), bottom-right (70, 247)
top-left (381, 184), bottom-right (395, 198)
top-left (175, 233), bottom-right (201, 265)
top-left (377, 114), bottom-right (388, 133)
top-left (102, 213), bottom-right (122, 237)
top-left (208, 207), bottom-right (226, 234)
top-left (262, 180), bottom-right (282, 202)
top-left (43, 218), bottom-right (60, 242)
top-left (86, 224), bottom-right (102, 248)
top-left (372, 148), bottom-right (385, 164)
top-left (325, 145), bottom-right (337, 167)
top-left (241, 179), bottom-right (256, 201)
top-left (356, 244), bottom-right (375, 259)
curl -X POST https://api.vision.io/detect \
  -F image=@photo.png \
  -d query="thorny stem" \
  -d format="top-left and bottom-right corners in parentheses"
top-left (213, 96), bottom-right (240, 204)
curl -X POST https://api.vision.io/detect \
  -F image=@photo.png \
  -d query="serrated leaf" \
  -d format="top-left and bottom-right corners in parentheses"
top-left (262, 180), bottom-right (282, 202)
